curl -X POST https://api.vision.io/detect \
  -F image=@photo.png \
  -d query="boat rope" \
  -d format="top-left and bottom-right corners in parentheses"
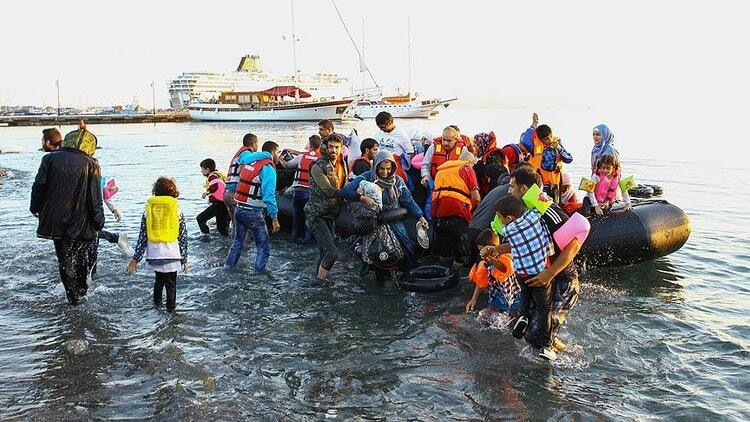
top-left (330, 0), bottom-right (382, 95)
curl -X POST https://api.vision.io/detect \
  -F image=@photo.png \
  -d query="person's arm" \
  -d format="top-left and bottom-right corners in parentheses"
top-left (481, 242), bottom-right (511, 259)
top-left (131, 213), bottom-right (148, 262)
top-left (259, 165), bottom-right (278, 219)
top-left (310, 164), bottom-right (341, 198)
top-left (103, 197), bottom-right (122, 222)
top-left (486, 254), bottom-right (510, 272)
top-left (465, 284), bottom-right (484, 313)
top-left (104, 197), bottom-right (117, 213)
top-left (207, 174), bottom-right (219, 193)
top-left (421, 144), bottom-right (435, 180)
top-left (621, 185), bottom-right (632, 210)
top-left (282, 155), bottom-right (302, 169)
top-left (30, 156), bottom-right (49, 216)
top-left (398, 133), bottom-right (414, 155)
top-left (461, 166), bottom-right (482, 208)
top-left (558, 143), bottom-right (573, 164)
top-left (178, 213), bottom-right (189, 268)
top-left (236, 150), bottom-right (251, 164)
top-left (587, 174), bottom-right (602, 214)
top-left (525, 237), bottom-right (581, 287)
top-left (471, 189), bottom-right (481, 208)
top-left (342, 175), bottom-right (366, 201)
top-left (88, 162), bottom-right (105, 231)
top-left (520, 127), bottom-right (535, 154)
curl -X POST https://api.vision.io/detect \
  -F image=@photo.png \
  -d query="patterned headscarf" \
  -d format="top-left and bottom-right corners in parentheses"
top-left (591, 124), bottom-right (618, 171)
top-left (473, 131), bottom-right (497, 161)
top-left (62, 129), bottom-right (98, 157)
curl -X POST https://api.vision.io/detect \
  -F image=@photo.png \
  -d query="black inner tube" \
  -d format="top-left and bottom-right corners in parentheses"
top-left (401, 265), bottom-right (459, 293)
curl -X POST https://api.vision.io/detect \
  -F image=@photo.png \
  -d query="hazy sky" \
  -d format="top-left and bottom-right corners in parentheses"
top-left (2, 0), bottom-right (748, 123)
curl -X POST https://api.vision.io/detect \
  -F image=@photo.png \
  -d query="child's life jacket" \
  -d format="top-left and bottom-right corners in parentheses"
top-left (146, 196), bottom-right (179, 243)
top-left (205, 171), bottom-right (227, 202)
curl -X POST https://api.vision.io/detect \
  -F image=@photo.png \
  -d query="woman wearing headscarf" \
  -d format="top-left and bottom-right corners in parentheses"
top-left (343, 151), bottom-right (428, 281)
top-left (591, 124), bottom-right (619, 173)
top-left (30, 126), bottom-right (105, 305)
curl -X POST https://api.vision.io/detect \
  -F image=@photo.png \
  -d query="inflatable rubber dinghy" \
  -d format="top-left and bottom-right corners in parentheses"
top-left (276, 189), bottom-right (690, 268)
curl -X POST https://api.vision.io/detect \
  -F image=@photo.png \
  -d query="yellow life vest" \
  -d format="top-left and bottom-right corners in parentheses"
top-left (432, 160), bottom-right (473, 208)
top-left (146, 196), bottom-right (179, 243)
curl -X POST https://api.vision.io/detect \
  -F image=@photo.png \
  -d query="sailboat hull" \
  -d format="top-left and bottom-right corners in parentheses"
top-left (189, 100), bottom-right (352, 122)
top-left (345, 98), bottom-right (457, 119)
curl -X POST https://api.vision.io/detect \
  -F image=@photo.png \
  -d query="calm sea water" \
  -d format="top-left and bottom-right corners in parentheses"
top-left (0, 108), bottom-right (748, 420)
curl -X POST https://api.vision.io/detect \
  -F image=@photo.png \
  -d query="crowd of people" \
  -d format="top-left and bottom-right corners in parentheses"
top-left (30, 112), bottom-right (631, 361)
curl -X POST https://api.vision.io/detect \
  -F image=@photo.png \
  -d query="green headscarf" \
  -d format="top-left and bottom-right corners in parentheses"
top-left (62, 129), bottom-right (97, 157)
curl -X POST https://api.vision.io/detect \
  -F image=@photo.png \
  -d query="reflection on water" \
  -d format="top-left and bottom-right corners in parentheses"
top-left (1, 113), bottom-right (749, 419)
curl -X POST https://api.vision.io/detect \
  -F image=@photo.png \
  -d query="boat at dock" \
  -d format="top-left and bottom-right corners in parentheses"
top-left (169, 55), bottom-right (349, 110)
top-left (188, 86), bottom-right (352, 122)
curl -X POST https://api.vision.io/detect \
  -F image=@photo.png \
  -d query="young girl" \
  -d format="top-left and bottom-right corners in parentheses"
top-left (465, 229), bottom-right (521, 318)
top-left (127, 177), bottom-right (188, 312)
top-left (584, 155), bottom-right (632, 216)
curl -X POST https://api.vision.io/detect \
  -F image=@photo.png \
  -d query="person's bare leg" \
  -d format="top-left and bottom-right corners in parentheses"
top-left (317, 266), bottom-right (329, 281)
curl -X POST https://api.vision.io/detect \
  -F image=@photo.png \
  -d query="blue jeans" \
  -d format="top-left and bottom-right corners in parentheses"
top-left (291, 189), bottom-right (312, 242)
top-left (225, 206), bottom-right (270, 272)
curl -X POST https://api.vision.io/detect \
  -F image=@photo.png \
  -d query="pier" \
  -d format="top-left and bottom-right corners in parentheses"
top-left (0, 111), bottom-right (190, 127)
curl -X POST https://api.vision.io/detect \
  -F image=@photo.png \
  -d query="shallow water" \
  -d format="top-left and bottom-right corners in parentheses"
top-left (1, 109), bottom-right (749, 420)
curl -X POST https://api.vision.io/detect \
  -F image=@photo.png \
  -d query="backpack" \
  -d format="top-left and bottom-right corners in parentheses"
top-left (349, 202), bottom-right (378, 235)
top-left (363, 224), bottom-right (404, 269)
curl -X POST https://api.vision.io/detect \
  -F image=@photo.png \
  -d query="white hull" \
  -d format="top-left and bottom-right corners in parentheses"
top-left (345, 98), bottom-right (457, 119)
top-left (189, 100), bottom-right (351, 122)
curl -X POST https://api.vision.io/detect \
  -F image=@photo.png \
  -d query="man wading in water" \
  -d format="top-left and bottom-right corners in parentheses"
top-left (30, 126), bottom-right (105, 305)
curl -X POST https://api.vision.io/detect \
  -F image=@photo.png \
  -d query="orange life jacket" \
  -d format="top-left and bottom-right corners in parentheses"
top-left (468, 254), bottom-right (513, 288)
top-left (527, 133), bottom-right (545, 171)
top-left (293, 149), bottom-right (320, 189)
top-left (432, 160), bottom-right (473, 210)
top-left (430, 138), bottom-right (465, 178)
top-left (234, 158), bottom-right (273, 206)
top-left (539, 153), bottom-right (562, 186)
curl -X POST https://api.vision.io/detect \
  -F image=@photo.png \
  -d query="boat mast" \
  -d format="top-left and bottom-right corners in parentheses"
top-left (290, 0), bottom-right (299, 101)
top-left (408, 18), bottom-right (412, 97)
top-left (362, 18), bottom-right (365, 95)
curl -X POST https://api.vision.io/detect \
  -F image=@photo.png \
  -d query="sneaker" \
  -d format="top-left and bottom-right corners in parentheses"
top-left (539, 346), bottom-right (558, 361)
top-left (512, 316), bottom-right (528, 339)
top-left (117, 233), bottom-right (133, 257)
top-left (199, 233), bottom-right (212, 242)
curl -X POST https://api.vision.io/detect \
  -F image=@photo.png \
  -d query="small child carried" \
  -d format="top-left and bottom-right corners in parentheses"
top-left (358, 180), bottom-right (383, 210)
top-left (466, 229), bottom-right (521, 317)
top-left (127, 177), bottom-right (188, 312)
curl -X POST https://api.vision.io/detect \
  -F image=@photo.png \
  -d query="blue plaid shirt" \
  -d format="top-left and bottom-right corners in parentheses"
top-left (501, 209), bottom-right (551, 276)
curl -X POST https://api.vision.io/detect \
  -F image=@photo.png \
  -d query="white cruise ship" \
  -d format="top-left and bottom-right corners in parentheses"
top-left (168, 55), bottom-right (350, 110)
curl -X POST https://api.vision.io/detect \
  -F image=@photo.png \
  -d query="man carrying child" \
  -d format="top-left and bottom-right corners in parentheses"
top-left (492, 195), bottom-right (557, 360)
